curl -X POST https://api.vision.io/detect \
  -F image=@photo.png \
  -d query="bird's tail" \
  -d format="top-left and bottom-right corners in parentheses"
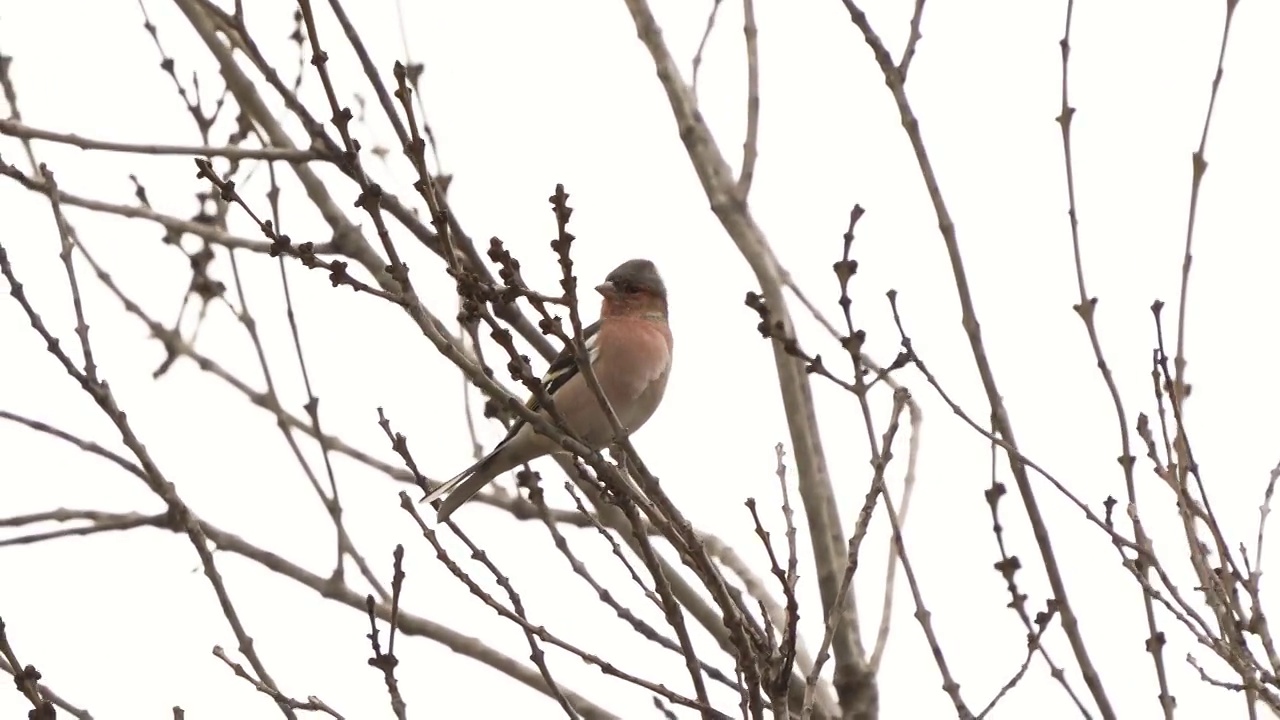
top-left (420, 468), bottom-right (472, 506)
top-left (420, 444), bottom-right (508, 522)
top-left (431, 470), bottom-right (501, 522)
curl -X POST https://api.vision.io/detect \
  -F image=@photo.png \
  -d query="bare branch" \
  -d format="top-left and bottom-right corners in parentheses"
top-left (619, 1), bottom-right (858, 714)
top-left (736, 0), bottom-right (760, 198)
top-left (0, 119), bottom-right (323, 161)
top-left (836, 2), bottom-right (1115, 715)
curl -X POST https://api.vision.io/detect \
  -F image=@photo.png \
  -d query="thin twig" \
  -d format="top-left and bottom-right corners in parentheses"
top-left (691, 0), bottom-right (725, 99)
top-left (0, 118), bottom-right (322, 161)
top-left (837, 3), bottom-right (1115, 716)
top-left (736, 0), bottom-right (760, 199)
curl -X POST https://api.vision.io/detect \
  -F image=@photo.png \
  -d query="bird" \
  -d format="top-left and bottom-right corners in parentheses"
top-left (423, 258), bottom-right (674, 522)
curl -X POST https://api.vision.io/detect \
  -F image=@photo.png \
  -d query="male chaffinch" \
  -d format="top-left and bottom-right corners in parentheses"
top-left (424, 258), bottom-right (674, 522)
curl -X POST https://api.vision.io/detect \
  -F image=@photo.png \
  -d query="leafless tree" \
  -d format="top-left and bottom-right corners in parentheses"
top-left (1, 1), bottom-right (1272, 719)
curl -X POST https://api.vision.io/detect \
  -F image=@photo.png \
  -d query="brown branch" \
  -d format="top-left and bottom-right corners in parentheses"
top-left (0, 651), bottom-right (91, 720)
top-left (0, 118), bottom-right (323, 161)
top-left (897, 0), bottom-right (927, 80)
top-left (1164, 0), bottom-right (1248, 683)
top-left (1053, 0), bottom-right (1171, 715)
top-left (535, 487), bottom-right (742, 695)
top-left (364, 547), bottom-right (408, 720)
top-left (0, 160), bottom-right (298, 254)
top-left (0, 617), bottom-right (57, 719)
top-left (736, 0), bottom-right (760, 199)
top-left (691, 0), bottom-right (725, 99)
top-left (836, 3), bottom-right (1115, 716)
top-left (213, 647), bottom-right (346, 719)
top-left (401, 495), bottom-right (721, 718)
top-left (4, 228), bottom-right (300, 720)
top-left (6, 508), bottom-right (623, 719)
top-left (619, 3), bottom-right (853, 716)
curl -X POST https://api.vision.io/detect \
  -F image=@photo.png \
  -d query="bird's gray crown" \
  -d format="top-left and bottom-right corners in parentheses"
top-left (606, 258), bottom-right (666, 298)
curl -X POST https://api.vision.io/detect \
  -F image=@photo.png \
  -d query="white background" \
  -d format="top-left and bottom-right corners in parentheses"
top-left (2, 0), bottom-right (1278, 718)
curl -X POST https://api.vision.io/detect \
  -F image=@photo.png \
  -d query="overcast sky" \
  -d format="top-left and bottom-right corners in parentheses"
top-left (2, 0), bottom-right (1278, 718)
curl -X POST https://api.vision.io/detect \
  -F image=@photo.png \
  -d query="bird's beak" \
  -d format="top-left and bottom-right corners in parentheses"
top-left (594, 281), bottom-right (616, 297)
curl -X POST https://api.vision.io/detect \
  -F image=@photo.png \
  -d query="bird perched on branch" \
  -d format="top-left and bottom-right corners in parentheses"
top-left (423, 258), bottom-right (674, 522)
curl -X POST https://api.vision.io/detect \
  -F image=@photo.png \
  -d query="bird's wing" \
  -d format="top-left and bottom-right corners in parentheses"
top-left (427, 319), bottom-right (601, 498)
top-left (421, 322), bottom-right (603, 510)
top-left (519, 319), bottom-right (602, 422)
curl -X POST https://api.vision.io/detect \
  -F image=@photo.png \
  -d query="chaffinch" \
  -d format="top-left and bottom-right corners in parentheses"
top-left (424, 258), bottom-right (674, 522)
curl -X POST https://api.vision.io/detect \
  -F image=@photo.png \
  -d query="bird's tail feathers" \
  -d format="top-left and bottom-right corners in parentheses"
top-left (433, 469), bottom-right (501, 522)
top-left (421, 445), bottom-right (498, 504)
top-left (420, 466), bottom-right (474, 505)
top-left (420, 438), bottom-right (513, 518)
